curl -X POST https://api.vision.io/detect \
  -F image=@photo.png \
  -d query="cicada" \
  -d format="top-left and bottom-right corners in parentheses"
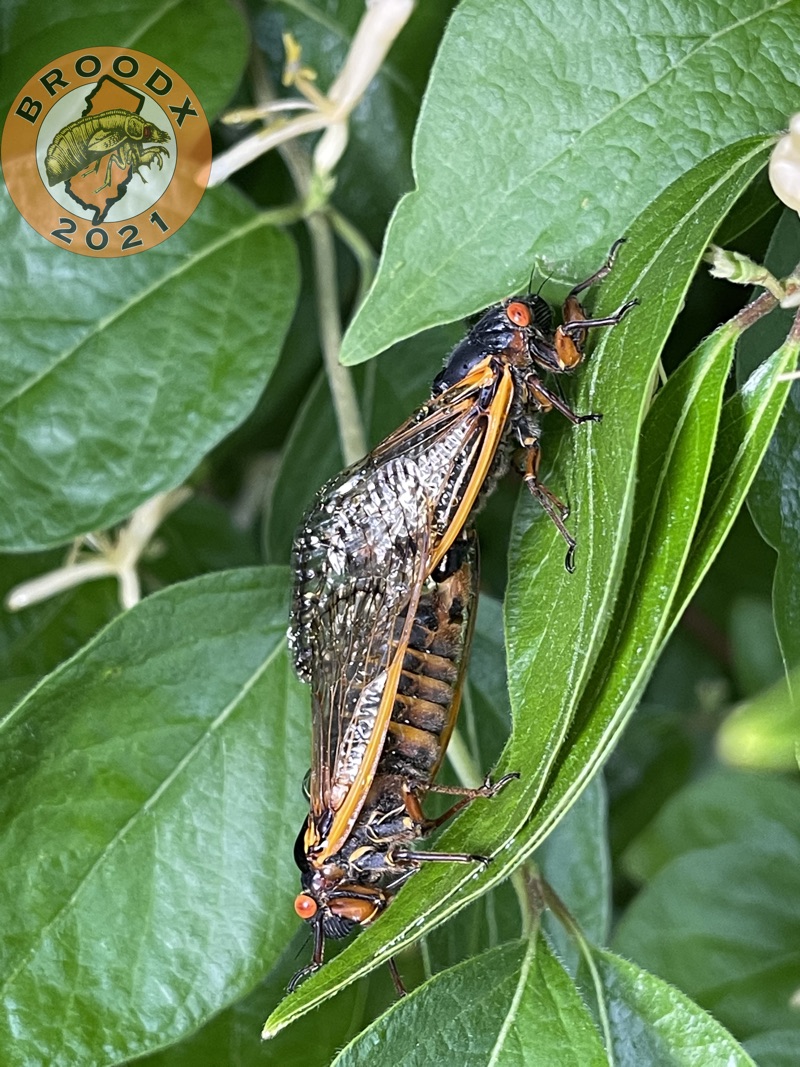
top-left (288, 242), bottom-right (635, 989)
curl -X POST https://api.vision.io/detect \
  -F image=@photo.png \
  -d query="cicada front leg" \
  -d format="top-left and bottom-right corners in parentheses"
top-left (555, 238), bottom-right (638, 369)
top-left (525, 376), bottom-right (602, 426)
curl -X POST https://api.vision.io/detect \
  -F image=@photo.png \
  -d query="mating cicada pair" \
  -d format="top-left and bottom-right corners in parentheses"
top-left (287, 242), bottom-right (636, 990)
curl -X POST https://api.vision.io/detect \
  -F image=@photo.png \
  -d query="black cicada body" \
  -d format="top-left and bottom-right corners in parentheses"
top-left (288, 242), bottom-right (635, 989)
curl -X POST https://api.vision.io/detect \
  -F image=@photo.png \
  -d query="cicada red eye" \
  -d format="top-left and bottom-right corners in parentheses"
top-left (294, 894), bottom-right (318, 919)
top-left (506, 301), bottom-right (531, 327)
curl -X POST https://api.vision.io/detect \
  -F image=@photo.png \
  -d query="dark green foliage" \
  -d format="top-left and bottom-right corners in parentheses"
top-left (1, 2), bottom-right (799, 1064)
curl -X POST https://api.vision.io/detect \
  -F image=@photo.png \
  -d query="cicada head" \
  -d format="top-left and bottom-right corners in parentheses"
top-left (433, 293), bottom-right (555, 394)
top-left (293, 822), bottom-right (386, 940)
top-left (290, 838), bottom-right (387, 992)
top-left (294, 882), bottom-right (385, 938)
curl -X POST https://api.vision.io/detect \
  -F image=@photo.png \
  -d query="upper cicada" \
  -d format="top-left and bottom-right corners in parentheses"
top-left (288, 242), bottom-right (636, 990)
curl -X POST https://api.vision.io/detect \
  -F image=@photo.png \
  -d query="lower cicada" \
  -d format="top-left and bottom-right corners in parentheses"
top-left (288, 242), bottom-right (635, 989)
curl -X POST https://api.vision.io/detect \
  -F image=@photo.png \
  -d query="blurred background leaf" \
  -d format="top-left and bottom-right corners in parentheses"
top-left (614, 771), bottom-right (800, 1047)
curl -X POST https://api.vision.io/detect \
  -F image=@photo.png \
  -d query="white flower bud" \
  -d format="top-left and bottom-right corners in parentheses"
top-left (769, 113), bottom-right (800, 212)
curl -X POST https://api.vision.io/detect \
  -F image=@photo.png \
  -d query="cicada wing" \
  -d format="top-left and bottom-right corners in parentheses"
top-left (301, 526), bottom-right (433, 862)
top-left (290, 357), bottom-right (514, 862)
top-left (368, 357), bottom-right (514, 571)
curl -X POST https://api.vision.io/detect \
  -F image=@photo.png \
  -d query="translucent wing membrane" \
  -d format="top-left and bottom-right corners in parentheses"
top-left (289, 359), bottom-right (513, 858)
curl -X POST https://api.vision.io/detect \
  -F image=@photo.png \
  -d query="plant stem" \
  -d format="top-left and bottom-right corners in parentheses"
top-left (306, 210), bottom-right (367, 462)
top-left (540, 878), bottom-right (615, 1062)
top-left (248, 47), bottom-right (368, 465)
top-left (328, 206), bottom-right (378, 306)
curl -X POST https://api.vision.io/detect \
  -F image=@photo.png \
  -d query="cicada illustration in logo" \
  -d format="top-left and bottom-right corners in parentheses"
top-left (2, 48), bottom-right (211, 257)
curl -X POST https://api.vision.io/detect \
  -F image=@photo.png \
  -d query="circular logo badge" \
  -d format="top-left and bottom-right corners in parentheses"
top-left (1, 48), bottom-right (211, 257)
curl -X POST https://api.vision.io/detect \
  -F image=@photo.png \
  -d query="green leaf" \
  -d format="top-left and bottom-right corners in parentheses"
top-left (738, 210), bottom-right (800, 670)
top-left (613, 815), bottom-right (800, 1039)
top-left (524, 318), bottom-right (738, 847)
top-left (340, 0), bottom-right (799, 364)
top-left (744, 1029), bottom-right (800, 1067)
top-left (537, 775), bottom-right (610, 972)
top-left (461, 594), bottom-right (512, 771)
top-left (527, 297), bottom-right (799, 882)
top-left (331, 937), bottom-right (607, 1067)
top-left (717, 667), bottom-right (800, 771)
top-left (623, 769), bottom-right (800, 883)
top-left (133, 930), bottom-right (375, 1067)
top-left (0, 568), bottom-right (310, 1066)
top-left (679, 328), bottom-right (800, 605)
top-left (0, 0), bottom-right (249, 120)
top-left (593, 948), bottom-right (756, 1066)
top-left (0, 184), bottom-right (299, 550)
top-left (0, 549), bottom-right (119, 680)
top-left (510, 316), bottom-right (737, 830)
top-left (264, 136), bottom-right (772, 1040)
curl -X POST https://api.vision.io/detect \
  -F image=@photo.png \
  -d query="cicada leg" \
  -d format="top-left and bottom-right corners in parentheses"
top-left (524, 378), bottom-right (602, 426)
top-left (554, 239), bottom-right (638, 368)
top-left (519, 440), bottom-right (578, 572)
top-left (401, 772), bottom-right (519, 835)
top-left (287, 918), bottom-right (325, 993)
top-left (388, 957), bottom-right (407, 997)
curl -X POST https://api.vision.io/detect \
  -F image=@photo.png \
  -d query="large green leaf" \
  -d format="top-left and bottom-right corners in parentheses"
top-left (528, 305), bottom-right (800, 857)
top-left (0, 0), bottom-right (248, 120)
top-left (504, 307), bottom-right (737, 841)
top-left (0, 567), bottom-right (309, 1066)
top-left (613, 792), bottom-right (800, 1039)
top-left (0, 184), bottom-right (298, 550)
top-left (133, 929), bottom-right (375, 1067)
top-left (524, 320), bottom-right (738, 845)
top-left (737, 211), bottom-right (800, 669)
top-left (264, 138), bottom-right (772, 1038)
top-left (593, 949), bottom-right (756, 1066)
top-left (340, 0), bottom-right (799, 364)
top-left (622, 769), bottom-right (800, 884)
top-left (331, 936), bottom-right (607, 1067)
